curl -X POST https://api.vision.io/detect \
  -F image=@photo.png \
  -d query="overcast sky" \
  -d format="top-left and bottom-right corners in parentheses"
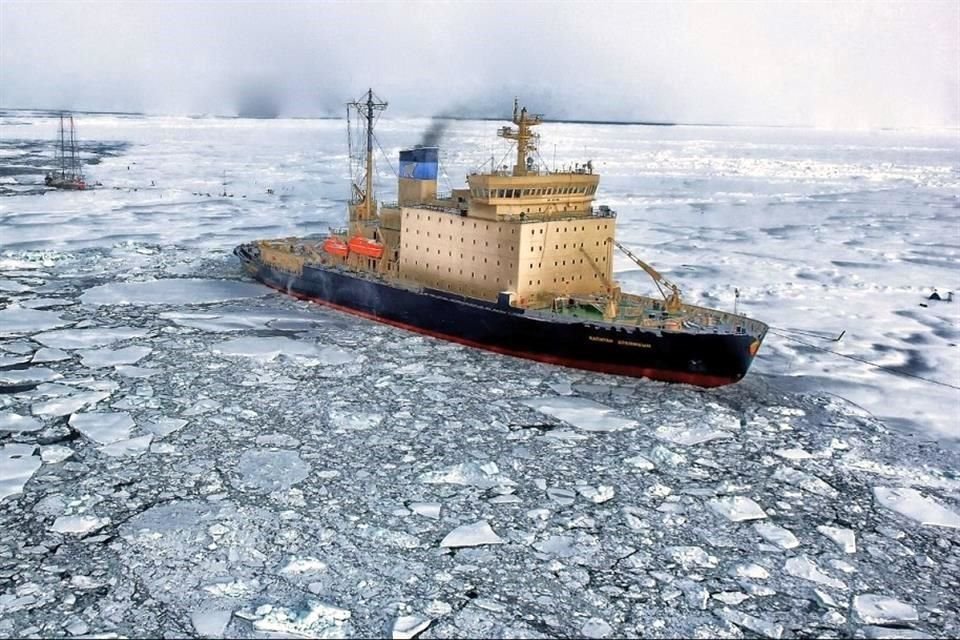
top-left (1, 1), bottom-right (957, 128)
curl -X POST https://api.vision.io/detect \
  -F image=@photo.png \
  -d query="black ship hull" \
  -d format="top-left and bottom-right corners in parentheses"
top-left (234, 245), bottom-right (762, 386)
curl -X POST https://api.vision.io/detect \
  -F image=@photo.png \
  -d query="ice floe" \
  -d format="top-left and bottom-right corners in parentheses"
top-left (774, 447), bottom-right (814, 461)
top-left (853, 594), bottom-right (919, 625)
top-left (100, 435), bottom-right (153, 457)
top-left (39, 445), bottom-right (73, 464)
top-left (0, 354), bottom-right (32, 368)
top-left (753, 521), bottom-right (800, 549)
top-left (190, 607), bottom-right (233, 638)
top-left (0, 444), bottom-right (40, 501)
top-left (440, 520), bottom-right (504, 548)
top-left (161, 308), bottom-right (326, 333)
top-left (581, 618), bottom-right (614, 639)
top-left (0, 412), bottom-right (43, 433)
top-left (68, 411), bottom-right (135, 444)
top-left (392, 615), bottom-right (432, 640)
top-left (0, 367), bottom-right (62, 387)
top-left (521, 396), bottom-right (637, 432)
top-left (250, 600), bottom-right (351, 638)
top-left (419, 462), bottom-right (514, 488)
top-left (667, 546), bottom-right (718, 569)
top-left (143, 417), bottom-right (188, 437)
top-left (80, 278), bottom-right (267, 306)
top-left (33, 327), bottom-right (148, 349)
top-left (234, 449), bottom-right (311, 492)
top-left (817, 525), bottom-right (857, 553)
top-left (773, 466), bottom-right (839, 498)
top-left (32, 390), bottom-right (110, 417)
top-left (873, 487), bottom-right (960, 529)
top-left (18, 297), bottom-right (76, 309)
top-left (115, 365), bottom-right (160, 378)
top-left (654, 424), bottom-right (733, 446)
top-left (708, 496), bottom-right (767, 522)
top-left (576, 484), bottom-right (615, 503)
top-left (715, 607), bottom-right (784, 639)
top-left (408, 502), bottom-right (442, 519)
top-left (784, 555), bottom-right (846, 590)
top-left (30, 347), bottom-right (71, 363)
top-left (624, 453), bottom-right (656, 470)
top-left (51, 515), bottom-right (110, 535)
top-left (78, 345), bottom-right (152, 368)
top-left (211, 336), bottom-right (353, 365)
top-left (0, 307), bottom-right (70, 336)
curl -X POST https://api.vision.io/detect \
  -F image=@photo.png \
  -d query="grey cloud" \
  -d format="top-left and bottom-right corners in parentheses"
top-left (1, 1), bottom-right (957, 129)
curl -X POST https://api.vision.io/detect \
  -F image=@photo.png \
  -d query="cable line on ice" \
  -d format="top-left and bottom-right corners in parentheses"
top-left (768, 329), bottom-right (960, 390)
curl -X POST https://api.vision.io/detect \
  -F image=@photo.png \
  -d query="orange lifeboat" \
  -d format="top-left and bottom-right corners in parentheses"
top-left (322, 237), bottom-right (349, 257)
top-left (348, 236), bottom-right (384, 259)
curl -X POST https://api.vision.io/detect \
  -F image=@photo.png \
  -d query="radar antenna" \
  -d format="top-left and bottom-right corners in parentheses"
top-left (498, 98), bottom-right (543, 176)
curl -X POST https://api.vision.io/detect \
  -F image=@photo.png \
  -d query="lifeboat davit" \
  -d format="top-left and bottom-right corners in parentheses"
top-left (348, 236), bottom-right (384, 259)
top-left (322, 237), bottom-right (349, 257)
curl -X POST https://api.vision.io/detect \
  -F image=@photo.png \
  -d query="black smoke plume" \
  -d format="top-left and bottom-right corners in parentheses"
top-left (419, 117), bottom-right (449, 147)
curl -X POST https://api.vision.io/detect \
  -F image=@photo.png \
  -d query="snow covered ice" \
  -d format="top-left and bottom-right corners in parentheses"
top-left (2, 112), bottom-right (959, 638)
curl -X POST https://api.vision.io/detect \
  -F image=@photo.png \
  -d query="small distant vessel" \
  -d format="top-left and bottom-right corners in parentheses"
top-left (45, 113), bottom-right (87, 190)
top-left (235, 89), bottom-right (768, 386)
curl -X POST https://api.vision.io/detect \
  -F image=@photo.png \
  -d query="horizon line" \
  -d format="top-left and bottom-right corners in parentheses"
top-left (1, 106), bottom-right (957, 133)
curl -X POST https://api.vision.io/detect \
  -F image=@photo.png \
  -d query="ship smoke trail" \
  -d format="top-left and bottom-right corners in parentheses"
top-left (419, 117), bottom-right (449, 147)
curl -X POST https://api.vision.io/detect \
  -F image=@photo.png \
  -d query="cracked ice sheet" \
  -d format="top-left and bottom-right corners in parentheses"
top-left (68, 412), bottom-right (135, 445)
top-left (440, 520), bottom-right (504, 548)
top-left (32, 390), bottom-right (111, 417)
top-left (211, 336), bottom-right (353, 365)
top-left (161, 308), bottom-right (327, 333)
top-left (252, 600), bottom-right (351, 638)
top-left (521, 396), bottom-right (637, 432)
top-left (873, 487), bottom-right (960, 529)
top-left (0, 412), bottom-right (43, 433)
top-left (51, 515), bottom-right (110, 534)
top-left (419, 462), bottom-right (514, 488)
top-left (33, 327), bottom-right (148, 349)
top-left (0, 367), bottom-right (62, 386)
top-left (80, 278), bottom-right (267, 306)
top-left (233, 449), bottom-right (311, 493)
top-left (0, 444), bottom-right (41, 501)
top-left (854, 594), bottom-right (919, 625)
top-left (708, 496), bottom-right (767, 522)
top-left (654, 424), bottom-right (733, 446)
top-left (0, 307), bottom-right (70, 337)
top-left (78, 345), bottom-right (152, 368)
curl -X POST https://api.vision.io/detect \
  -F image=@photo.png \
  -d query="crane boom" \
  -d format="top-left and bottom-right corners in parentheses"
top-left (613, 241), bottom-right (683, 313)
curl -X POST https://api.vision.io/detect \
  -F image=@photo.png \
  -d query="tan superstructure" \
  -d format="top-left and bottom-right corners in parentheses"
top-left (354, 100), bottom-right (617, 306)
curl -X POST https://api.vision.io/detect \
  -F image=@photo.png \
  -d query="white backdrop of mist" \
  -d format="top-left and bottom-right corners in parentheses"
top-left (1, 0), bottom-right (958, 129)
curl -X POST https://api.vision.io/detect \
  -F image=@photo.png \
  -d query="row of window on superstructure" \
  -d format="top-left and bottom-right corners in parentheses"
top-left (470, 185), bottom-right (597, 199)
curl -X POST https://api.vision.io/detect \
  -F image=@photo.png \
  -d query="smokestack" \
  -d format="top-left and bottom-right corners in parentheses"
top-left (398, 146), bottom-right (439, 206)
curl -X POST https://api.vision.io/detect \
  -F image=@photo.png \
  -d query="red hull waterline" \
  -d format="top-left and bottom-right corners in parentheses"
top-left (262, 281), bottom-right (739, 387)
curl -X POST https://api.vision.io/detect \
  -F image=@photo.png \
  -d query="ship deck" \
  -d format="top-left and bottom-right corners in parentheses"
top-left (534, 292), bottom-right (768, 337)
top-left (242, 239), bottom-right (767, 340)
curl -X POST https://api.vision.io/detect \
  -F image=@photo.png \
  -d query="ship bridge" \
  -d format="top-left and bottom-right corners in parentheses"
top-left (465, 171), bottom-right (600, 221)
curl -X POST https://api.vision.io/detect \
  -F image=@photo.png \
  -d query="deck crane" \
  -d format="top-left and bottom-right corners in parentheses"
top-left (578, 244), bottom-right (620, 321)
top-left (613, 241), bottom-right (683, 313)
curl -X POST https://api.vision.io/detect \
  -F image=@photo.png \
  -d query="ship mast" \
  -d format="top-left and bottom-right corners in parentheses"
top-left (498, 98), bottom-right (543, 176)
top-left (69, 115), bottom-right (81, 179)
top-left (58, 114), bottom-right (66, 179)
top-left (347, 89), bottom-right (387, 222)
